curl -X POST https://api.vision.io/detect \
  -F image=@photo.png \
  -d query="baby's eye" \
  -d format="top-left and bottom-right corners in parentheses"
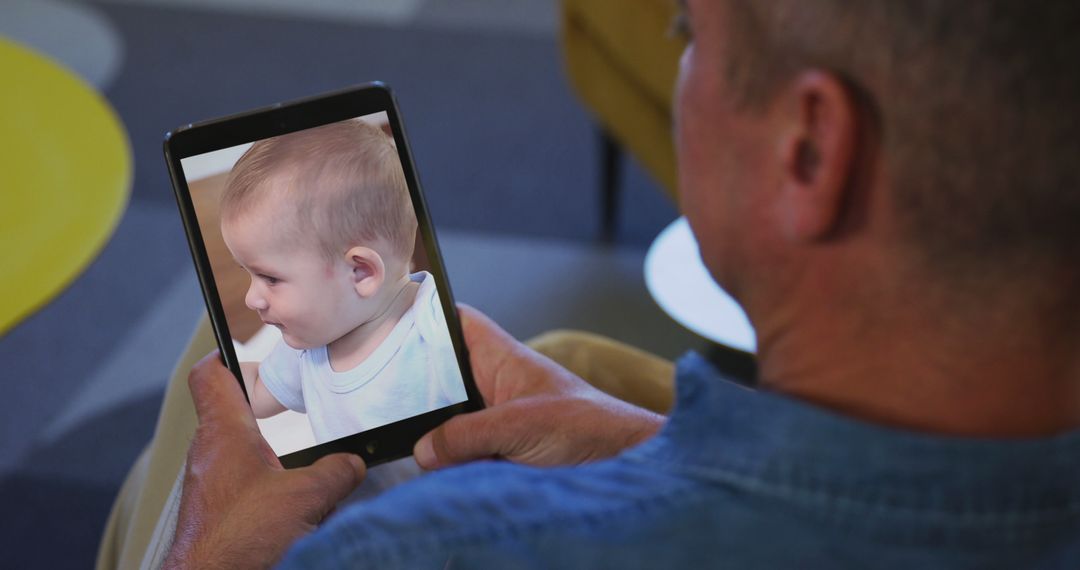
top-left (259, 274), bottom-right (280, 286)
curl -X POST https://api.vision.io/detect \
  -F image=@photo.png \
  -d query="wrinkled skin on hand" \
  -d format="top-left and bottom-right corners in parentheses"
top-left (414, 305), bottom-right (665, 469)
top-left (164, 352), bottom-right (365, 570)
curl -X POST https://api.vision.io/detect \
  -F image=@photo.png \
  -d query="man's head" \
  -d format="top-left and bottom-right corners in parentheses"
top-left (219, 119), bottom-right (418, 349)
top-left (676, 0), bottom-right (1080, 308)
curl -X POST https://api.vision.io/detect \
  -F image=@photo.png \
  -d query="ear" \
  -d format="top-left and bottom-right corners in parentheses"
top-left (344, 246), bottom-right (385, 298)
top-left (776, 70), bottom-right (858, 242)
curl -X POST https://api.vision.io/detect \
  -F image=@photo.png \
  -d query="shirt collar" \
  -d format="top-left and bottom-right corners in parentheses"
top-left (628, 351), bottom-right (1080, 515)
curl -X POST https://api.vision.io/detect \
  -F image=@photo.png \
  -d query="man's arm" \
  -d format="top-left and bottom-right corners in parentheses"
top-left (238, 361), bottom-right (288, 419)
top-left (413, 305), bottom-right (665, 469)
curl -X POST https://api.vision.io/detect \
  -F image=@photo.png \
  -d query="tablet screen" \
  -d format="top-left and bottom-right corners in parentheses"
top-left (175, 110), bottom-right (470, 460)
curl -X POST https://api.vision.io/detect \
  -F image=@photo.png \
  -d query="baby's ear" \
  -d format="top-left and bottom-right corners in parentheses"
top-left (345, 246), bottom-right (384, 298)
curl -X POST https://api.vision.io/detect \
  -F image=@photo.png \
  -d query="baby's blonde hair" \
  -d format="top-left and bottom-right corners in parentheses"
top-left (221, 118), bottom-right (416, 264)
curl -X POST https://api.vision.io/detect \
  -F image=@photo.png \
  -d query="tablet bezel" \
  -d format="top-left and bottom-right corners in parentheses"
top-left (164, 83), bottom-right (483, 468)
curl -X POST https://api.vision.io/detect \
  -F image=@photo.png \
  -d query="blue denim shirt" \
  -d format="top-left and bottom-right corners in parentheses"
top-left (280, 352), bottom-right (1080, 568)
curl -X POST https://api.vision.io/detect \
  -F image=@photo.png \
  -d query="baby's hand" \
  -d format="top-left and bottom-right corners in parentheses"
top-left (240, 361), bottom-right (288, 418)
top-left (413, 305), bottom-right (664, 469)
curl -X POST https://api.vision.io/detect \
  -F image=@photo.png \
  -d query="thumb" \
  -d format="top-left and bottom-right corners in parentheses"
top-left (414, 405), bottom-right (526, 469)
top-left (295, 453), bottom-right (366, 519)
top-left (456, 304), bottom-right (522, 402)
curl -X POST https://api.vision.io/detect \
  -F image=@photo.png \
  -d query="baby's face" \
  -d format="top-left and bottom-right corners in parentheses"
top-left (221, 206), bottom-right (363, 350)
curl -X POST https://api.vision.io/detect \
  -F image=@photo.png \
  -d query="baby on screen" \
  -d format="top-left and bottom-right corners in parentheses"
top-left (219, 118), bottom-right (467, 444)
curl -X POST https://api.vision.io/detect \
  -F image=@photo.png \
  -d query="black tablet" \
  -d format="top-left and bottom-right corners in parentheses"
top-left (165, 83), bottom-right (482, 469)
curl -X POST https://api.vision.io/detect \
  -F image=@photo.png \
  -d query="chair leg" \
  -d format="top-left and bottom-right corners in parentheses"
top-left (599, 129), bottom-right (623, 242)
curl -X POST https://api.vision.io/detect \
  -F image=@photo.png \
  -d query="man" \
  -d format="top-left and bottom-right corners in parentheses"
top-left (119, 0), bottom-right (1080, 567)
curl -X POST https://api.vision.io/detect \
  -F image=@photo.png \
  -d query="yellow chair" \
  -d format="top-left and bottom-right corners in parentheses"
top-left (0, 37), bottom-right (131, 335)
top-left (560, 0), bottom-right (686, 239)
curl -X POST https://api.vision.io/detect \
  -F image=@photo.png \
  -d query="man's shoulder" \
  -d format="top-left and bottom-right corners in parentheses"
top-left (339, 457), bottom-right (688, 534)
top-left (280, 457), bottom-right (705, 567)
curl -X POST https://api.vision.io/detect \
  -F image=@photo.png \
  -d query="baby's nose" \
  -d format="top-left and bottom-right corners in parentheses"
top-left (245, 282), bottom-right (269, 311)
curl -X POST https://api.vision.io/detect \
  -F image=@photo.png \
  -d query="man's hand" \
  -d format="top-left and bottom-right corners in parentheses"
top-left (414, 305), bottom-right (665, 469)
top-left (164, 352), bottom-right (365, 570)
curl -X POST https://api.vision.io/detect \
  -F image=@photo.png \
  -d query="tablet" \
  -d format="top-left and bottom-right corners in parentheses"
top-left (164, 83), bottom-right (482, 468)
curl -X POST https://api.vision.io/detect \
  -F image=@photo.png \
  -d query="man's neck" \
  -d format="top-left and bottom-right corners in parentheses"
top-left (751, 271), bottom-right (1080, 438)
top-left (327, 275), bottom-right (418, 372)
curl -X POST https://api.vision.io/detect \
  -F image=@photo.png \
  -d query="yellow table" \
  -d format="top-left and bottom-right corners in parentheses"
top-left (0, 37), bottom-right (131, 335)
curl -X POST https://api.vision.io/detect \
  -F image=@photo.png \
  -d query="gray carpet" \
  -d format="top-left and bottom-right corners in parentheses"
top-left (0, 2), bottom-right (693, 567)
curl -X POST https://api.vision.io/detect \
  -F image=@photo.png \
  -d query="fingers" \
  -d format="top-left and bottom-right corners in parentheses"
top-left (188, 351), bottom-right (252, 427)
top-left (298, 453), bottom-right (366, 518)
top-left (457, 304), bottom-right (520, 401)
top-left (457, 305), bottom-right (518, 357)
top-left (414, 406), bottom-right (524, 469)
